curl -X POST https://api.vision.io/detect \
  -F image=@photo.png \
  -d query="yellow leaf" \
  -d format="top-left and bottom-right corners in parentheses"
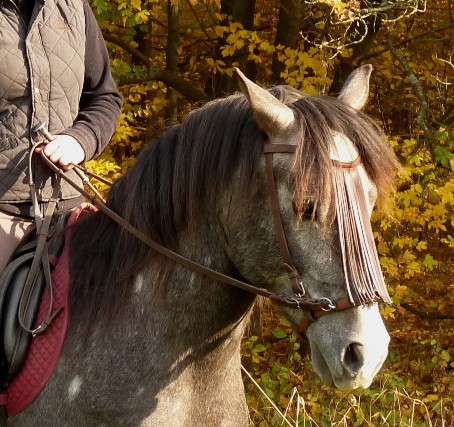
top-left (441, 350), bottom-right (451, 362)
top-left (380, 305), bottom-right (396, 319)
top-left (229, 22), bottom-right (243, 32)
top-left (416, 241), bottom-right (428, 251)
top-left (131, 0), bottom-right (141, 11)
top-left (214, 25), bottom-right (226, 38)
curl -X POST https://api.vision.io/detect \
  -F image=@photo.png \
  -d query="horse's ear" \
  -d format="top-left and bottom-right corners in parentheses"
top-left (338, 64), bottom-right (373, 110)
top-left (234, 68), bottom-right (295, 137)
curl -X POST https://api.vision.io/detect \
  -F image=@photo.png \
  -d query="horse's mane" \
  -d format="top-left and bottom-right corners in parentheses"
top-left (69, 86), bottom-right (398, 326)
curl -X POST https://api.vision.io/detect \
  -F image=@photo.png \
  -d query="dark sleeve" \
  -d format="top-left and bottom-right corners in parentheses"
top-left (63, 0), bottom-right (123, 161)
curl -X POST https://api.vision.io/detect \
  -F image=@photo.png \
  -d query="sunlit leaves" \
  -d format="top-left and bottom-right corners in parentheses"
top-left (377, 133), bottom-right (453, 283)
top-left (423, 254), bottom-right (439, 271)
top-left (277, 46), bottom-right (330, 93)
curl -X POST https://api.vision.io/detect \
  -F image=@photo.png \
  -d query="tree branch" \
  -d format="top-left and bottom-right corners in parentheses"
top-left (358, 22), bottom-right (454, 62)
top-left (104, 33), bottom-right (152, 66)
top-left (114, 68), bottom-right (210, 102)
top-left (401, 303), bottom-right (454, 320)
top-left (165, 0), bottom-right (180, 123)
top-left (104, 33), bottom-right (209, 102)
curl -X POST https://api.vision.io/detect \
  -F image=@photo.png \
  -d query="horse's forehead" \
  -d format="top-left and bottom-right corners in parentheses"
top-left (330, 132), bottom-right (359, 162)
top-left (331, 132), bottom-right (377, 208)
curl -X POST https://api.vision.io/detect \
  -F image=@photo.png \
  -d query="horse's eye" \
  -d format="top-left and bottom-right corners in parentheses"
top-left (292, 199), bottom-right (317, 220)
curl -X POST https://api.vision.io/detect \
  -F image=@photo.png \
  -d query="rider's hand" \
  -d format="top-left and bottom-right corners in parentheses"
top-left (35, 134), bottom-right (85, 170)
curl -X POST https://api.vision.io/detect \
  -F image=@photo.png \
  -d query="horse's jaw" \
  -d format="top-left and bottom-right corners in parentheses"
top-left (305, 303), bottom-right (389, 391)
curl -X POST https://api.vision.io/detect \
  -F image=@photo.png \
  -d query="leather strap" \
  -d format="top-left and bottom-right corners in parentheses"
top-left (299, 297), bottom-right (355, 334)
top-left (332, 156), bottom-right (361, 169)
top-left (264, 144), bottom-right (358, 332)
top-left (18, 146), bottom-right (63, 335)
top-left (32, 135), bottom-right (369, 330)
top-left (263, 144), bottom-right (297, 154)
top-left (37, 153), bottom-right (349, 312)
top-left (263, 144), bottom-right (305, 295)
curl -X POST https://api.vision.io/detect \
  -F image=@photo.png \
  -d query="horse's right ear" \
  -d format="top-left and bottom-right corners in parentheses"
top-left (338, 64), bottom-right (373, 110)
top-left (234, 68), bottom-right (295, 137)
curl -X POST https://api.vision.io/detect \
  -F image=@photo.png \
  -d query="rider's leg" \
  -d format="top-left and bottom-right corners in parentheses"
top-left (0, 211), bottom-right (35, 274)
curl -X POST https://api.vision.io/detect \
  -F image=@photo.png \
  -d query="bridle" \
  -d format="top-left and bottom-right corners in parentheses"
top-left (32, 130), bottom-right (379, 334)
top-left (263, 143), bottom-right (369, 332)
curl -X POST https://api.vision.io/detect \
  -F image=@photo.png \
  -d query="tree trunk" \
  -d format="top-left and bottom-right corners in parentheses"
top-left (205, 0), bottom-right (256, 97)
top-left (165, 0), bottom-right (180, 125)
top-left (330, 0), bottom-right (382, 95)
top-left (271, 0), bottom-right (303, 83)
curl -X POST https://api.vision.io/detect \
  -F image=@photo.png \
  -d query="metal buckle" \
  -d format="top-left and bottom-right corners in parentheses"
top-left (296, 281), bottom-right (306, 296)
top-left (290, 297), bottom-right (301, 309)
top-left (319, 297), bottom-right (336, 312)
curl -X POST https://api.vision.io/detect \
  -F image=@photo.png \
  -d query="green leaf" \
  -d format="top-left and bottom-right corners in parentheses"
top-left (271, 330), bottom-right (287, 339)
top-left (92, 0), bottom-right (107, 13)
top-left (434, 145), bottom-right (454, 167)
top-left (279, 316), bottom-right (292, 327)
top-left (253, 344), bottom-right (266, 354)
top-left (423, 254), bottom-right (438, 271)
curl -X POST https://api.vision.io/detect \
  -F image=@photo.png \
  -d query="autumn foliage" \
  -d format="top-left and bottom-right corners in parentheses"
top-left (87, 0), bottom-right (453, 424)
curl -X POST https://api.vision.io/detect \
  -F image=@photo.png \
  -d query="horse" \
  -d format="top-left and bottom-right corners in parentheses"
top-left (9, 65), bottom-right (399, 426)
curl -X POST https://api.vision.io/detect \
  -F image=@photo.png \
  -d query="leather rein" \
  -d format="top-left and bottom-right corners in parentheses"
top-left (31, 133), bottom-right (370, 334)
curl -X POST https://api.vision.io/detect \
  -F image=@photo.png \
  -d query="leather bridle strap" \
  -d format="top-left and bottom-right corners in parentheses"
top-left (38, 153), bottom-right (351, 314)
top-left (299, 297), bottom-right (355, 334)
top-left (263, 143), bottom-right (358, 331)
top-left (263, 143), bottom-right (305, 295)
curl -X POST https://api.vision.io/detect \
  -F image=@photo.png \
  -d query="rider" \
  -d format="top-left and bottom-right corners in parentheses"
top-left (0, 0), bottom-right (123, 274)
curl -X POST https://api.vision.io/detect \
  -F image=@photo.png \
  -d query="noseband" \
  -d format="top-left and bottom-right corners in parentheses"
top-left (37, 141), bottom-right (381, 334)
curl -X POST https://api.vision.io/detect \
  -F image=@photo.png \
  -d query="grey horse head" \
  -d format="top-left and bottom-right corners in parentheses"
top-left (222, 65), bottom-right (395, 390)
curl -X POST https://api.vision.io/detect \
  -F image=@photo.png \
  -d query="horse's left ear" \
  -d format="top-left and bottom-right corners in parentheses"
top-left (338, 64), bottom-right (373, 110)
top-left (234, 68), bottom-right (295, 137)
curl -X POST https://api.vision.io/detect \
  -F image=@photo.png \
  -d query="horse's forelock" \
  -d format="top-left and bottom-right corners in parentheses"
top-left (290, 95), bottom-right (399, 224)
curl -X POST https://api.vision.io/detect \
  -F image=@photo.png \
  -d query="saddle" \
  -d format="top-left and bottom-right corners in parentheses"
top-left (0, 214), bottom-right (67, 388)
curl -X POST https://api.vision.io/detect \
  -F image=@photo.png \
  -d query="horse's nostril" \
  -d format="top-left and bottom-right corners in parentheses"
top-left (342, 343), bottom-right (365, 376)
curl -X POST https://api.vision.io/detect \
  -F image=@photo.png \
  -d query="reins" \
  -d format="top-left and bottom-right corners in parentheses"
top-left (16, 144), bottom-right (63, 336)
top-left (37, 152), bottom-right (343, 314)
top-left (27, 125), bottom-right (379, 335)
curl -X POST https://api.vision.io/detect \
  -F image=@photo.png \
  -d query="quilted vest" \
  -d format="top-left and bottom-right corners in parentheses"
top-left (0, 0), bottom-right (86, 205)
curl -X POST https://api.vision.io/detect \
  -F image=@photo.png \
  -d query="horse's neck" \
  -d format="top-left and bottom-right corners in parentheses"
top-left (142, 259), bottom-right (254, 343)
top-left (141, 228), bottom-right (255, 346)
top-left (26, 219), bottom-right (254, 426)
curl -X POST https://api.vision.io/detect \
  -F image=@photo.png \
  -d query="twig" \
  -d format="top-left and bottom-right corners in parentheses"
top-left (401, 302), bottom-right (454, 320)
top-left (359, 22), bottom-right (454, 62)
top-left (103, 33), bottom-right (209, 101)
top-left (241, 365), bottom-right (295, 427)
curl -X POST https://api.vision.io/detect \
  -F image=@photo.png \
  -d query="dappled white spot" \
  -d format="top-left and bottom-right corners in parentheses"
top-left (68, 376), bottom-right (82, 401)
top-left (134, 274), bottom-right (144, 294)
